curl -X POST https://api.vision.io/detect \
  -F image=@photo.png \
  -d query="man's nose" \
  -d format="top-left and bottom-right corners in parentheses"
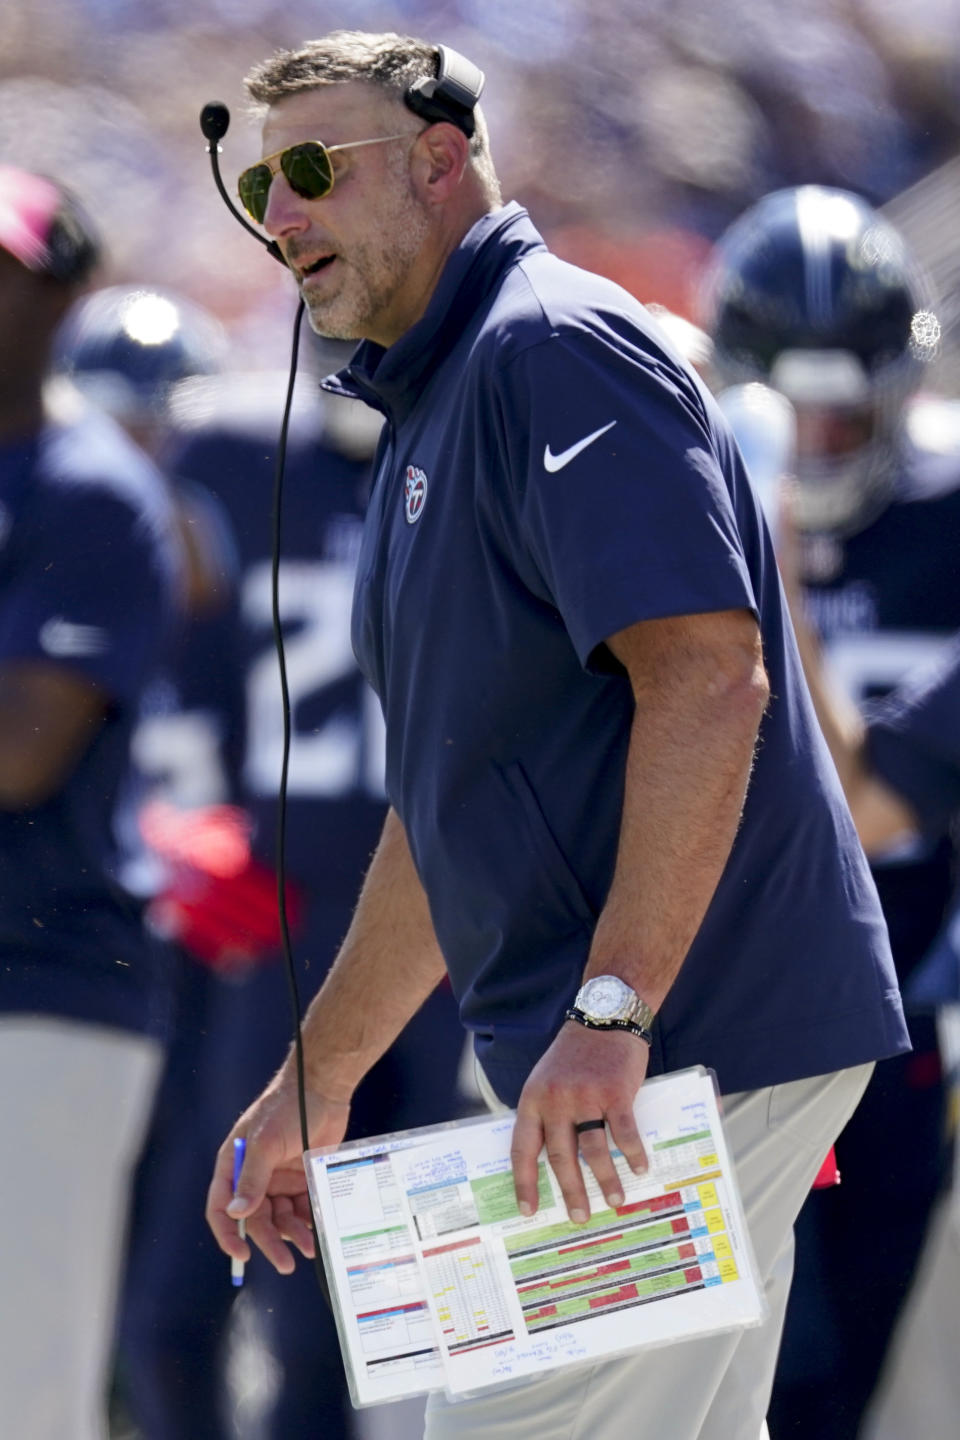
top-left (263, 172), bottom-right (311, 239)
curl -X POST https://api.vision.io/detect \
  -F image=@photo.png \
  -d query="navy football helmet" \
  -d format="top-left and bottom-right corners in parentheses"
top-left (53, 285), bottom-right (228, 447)
top-left (701, 186), bottom-right (940, 533)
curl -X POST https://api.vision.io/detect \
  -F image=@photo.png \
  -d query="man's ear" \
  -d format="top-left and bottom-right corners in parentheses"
top-left (412, 123), bottom-right (471, 203)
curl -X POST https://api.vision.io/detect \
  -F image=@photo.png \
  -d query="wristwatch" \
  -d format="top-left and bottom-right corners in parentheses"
top-left (566, 974), bottom-right (655, 1045)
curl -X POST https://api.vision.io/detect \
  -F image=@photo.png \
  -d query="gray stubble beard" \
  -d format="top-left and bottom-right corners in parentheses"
top-left (304, 175), bottom-right (432, 343)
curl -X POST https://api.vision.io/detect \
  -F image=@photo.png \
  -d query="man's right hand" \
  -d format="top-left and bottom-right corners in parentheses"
top-left (205, 809), bottom-right (452, 1273)
top-left (205, 1070), bottom-right (351, 1274)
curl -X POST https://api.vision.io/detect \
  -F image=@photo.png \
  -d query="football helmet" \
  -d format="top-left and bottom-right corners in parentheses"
top-left (53, 285), bottom-right (228, 447)
top-left (701, 186), bottom-right (940, 533)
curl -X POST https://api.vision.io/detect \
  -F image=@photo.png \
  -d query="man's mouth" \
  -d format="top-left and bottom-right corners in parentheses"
top-left (299, 254), bottom-right (336, 279)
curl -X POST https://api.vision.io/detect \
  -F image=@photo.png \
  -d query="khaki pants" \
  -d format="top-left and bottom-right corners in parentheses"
top-left (425, 1062), bottom-right (873, 1440)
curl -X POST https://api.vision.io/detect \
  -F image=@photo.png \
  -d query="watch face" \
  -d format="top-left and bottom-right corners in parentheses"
top-left (582, 975), bottom-right (630, 1019)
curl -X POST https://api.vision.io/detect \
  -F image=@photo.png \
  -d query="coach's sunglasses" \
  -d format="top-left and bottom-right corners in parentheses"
top-left (237, 134), bottom-right (417, 224)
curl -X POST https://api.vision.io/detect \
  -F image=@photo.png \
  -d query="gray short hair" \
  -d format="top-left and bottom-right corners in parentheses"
top-left (245, 31), bottom-right (500, 204)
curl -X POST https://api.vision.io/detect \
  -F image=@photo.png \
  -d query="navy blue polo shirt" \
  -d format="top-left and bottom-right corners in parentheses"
top-left (325, 203), bottom-right (908, 1105)
top-left (0, 407), bottom-right (180, 1036)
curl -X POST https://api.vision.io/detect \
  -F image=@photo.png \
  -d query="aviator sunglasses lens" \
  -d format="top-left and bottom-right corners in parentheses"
top-left (238, 164), bottom-right (272, 224)
top-left (238, 142), bottom-right (334, 223)
top-left (281, 142), bottom-right (334, 201)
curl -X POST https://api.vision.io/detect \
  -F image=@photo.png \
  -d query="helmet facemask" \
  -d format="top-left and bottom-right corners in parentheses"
top-left (770, 348), bottom-right (910, 535)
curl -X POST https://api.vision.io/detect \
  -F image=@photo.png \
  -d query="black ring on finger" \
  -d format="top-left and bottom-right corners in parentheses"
top-left (574, 1118), bottom-right (606, 1135)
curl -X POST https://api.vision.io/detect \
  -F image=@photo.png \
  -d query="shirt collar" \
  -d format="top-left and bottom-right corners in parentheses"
top-left (321, 202), bottom-right (547, 422)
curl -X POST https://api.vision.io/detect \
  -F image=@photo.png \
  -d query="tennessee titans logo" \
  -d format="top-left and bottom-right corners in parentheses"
top-left (404, 465), bottom-right (428, 524)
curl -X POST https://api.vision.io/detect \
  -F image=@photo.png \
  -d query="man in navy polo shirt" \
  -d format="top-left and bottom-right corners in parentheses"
top-left (206, 33), bottom-right (908, 1439)
top-left (0, 170), bottom-right (181, 1436)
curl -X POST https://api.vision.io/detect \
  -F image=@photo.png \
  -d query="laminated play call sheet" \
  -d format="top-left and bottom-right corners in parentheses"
top-left (305, 1067), bottom-right (764, 1408)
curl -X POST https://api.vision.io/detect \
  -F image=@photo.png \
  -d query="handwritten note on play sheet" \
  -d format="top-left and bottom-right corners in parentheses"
top-left (306, 1067), bottom-right (764, 1407)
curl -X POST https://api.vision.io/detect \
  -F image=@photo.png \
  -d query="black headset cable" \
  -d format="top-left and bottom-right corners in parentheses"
top-left (270, 296), bottom-right (332, 1308)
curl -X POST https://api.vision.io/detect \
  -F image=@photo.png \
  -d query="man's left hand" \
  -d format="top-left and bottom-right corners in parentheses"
top-left (511, 1021), bottom-right (650, 1222)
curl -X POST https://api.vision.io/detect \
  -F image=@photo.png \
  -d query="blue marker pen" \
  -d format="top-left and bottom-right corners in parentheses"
top-left (231, 1136), bottom-right (246, 1287)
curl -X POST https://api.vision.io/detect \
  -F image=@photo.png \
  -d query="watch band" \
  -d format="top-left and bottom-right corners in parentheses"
top-left (565, 1006), bottom-right (653, 1046)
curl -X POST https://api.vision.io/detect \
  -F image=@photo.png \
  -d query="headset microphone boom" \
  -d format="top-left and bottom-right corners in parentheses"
top-left (199, 101), bottom-right (287, 265)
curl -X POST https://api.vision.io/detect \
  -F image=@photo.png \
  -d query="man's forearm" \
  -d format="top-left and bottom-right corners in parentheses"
top-left (587, 610), bottom-right (769, 1011)
top-left (292, 807), bottom-right (449, 1099)
top-left (0, 664), bottom-right (107, 809)
top-left (511, 609), bottom-right (768, 1224)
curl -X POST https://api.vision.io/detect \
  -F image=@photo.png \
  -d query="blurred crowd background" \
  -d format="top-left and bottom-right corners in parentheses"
top-left (2, 0), bottom-right (959, 372)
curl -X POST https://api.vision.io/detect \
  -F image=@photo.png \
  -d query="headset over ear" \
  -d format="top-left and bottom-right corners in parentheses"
top-left (405, 45), bottom-right (485, 138)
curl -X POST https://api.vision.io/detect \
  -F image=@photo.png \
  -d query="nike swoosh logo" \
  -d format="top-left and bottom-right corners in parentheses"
top-left (544, 420), bottom-right (617, 473)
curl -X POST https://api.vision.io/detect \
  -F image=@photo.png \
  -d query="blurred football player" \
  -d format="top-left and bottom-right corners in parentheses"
top-left (776, 588), bottom-right (960, 1440)
top-left (53, 284), bottom-right (269, 1437)
top-left (702, 183), bottom-right (960, 1440)
top-left (0, 170), bottom-right (181, 1438)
